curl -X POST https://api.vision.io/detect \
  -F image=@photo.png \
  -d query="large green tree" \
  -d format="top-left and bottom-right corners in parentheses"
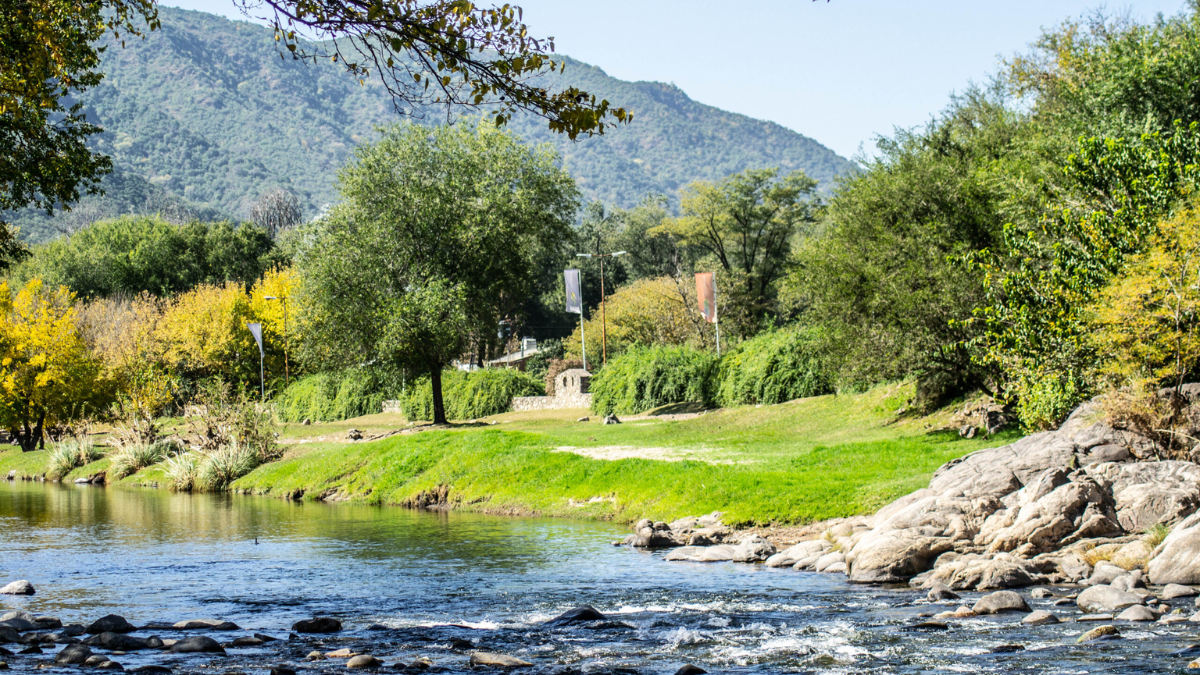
top-left (658, 168), bottom-right (819, 337)
top-left (298, 122), bottom-right (578, 424)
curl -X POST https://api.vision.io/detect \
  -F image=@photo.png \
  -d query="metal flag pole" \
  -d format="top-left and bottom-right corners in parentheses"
top-left (580, 306), bottom-right (588, 372)
top-left (576, 251), bottom-right (625, 367)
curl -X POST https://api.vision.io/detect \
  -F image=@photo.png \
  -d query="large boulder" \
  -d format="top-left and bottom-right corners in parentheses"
top-left (765, 540), bottom-right (831, 568)
top-left (55, 644), bottom-right (93, 664)
top-left (921, 554), bottom-right (1044, 590)
top-left (1084, 460), bottom-right (1200, 531)
top-left (1149, 511), bottom-right (1200, 585)
top-left (291, 618), bottom-right (342, 634)
top-left (83, 633), bottom-right (163, 651)
top-left (1076, 585), bottom-right (1145, 613)
top-left (846, 530), bottom-right (954, 583)
top-left (663, 536), bottom-right (776, 563)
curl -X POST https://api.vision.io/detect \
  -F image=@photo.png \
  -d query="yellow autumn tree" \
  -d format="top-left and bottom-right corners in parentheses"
top-left (156, 282), bottom-right (260, 388)
top-left (0, 279), bottom-right (105, 451)
top-left (76, 293), bottom-right (174, 417)
top-left (249, 266), bottom-right (301, 387)
top-left (564, 276), bottom-right (710, 362)
top-left (1092, 203), bottom-right (1200, 389)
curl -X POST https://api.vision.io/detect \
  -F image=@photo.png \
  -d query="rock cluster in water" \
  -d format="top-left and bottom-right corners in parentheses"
top-left (636, 394), bottom-right (1200, 595)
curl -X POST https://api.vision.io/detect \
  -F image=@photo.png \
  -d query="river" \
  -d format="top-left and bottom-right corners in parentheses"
top-left (0, 481), bottom-right (1195, 673)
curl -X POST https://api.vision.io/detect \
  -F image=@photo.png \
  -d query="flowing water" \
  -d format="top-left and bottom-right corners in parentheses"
top-left (0, 481), bottom-right (1197, 674)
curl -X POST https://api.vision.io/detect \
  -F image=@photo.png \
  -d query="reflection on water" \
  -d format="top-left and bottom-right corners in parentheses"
top-left (0, 482), bottom-right (1194, 673)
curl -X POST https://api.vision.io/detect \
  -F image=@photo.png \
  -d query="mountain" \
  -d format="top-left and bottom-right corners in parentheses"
top-left (8, 7), bottom-right (857, 242)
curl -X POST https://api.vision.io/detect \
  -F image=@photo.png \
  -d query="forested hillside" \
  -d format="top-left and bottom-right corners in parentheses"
top-left (6, 6), bottom-right (854, 242)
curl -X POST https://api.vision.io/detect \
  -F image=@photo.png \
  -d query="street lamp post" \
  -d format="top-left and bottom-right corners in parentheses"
top-left (576, 250), bottom-right (626, 366)
top-left (264, 295), bottom-right (289, 388)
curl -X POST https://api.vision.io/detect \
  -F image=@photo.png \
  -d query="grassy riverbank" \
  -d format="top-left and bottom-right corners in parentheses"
top-left (0, 383), bottom-right (1017, 526)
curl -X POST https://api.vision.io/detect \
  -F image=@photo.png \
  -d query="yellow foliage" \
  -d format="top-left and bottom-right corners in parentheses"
top-left (1092, 203), bottom-right (1200, 387)
top-left (0, 279), bottom-right (104, 448)
top-left (249, 266), bottom-right (301, 366)
top-left (77, 294), bottom-right (174, 415)
top-left (563, 276), bottom-right (710, 361)
top-left (156, 282), bottom-right (258, 384)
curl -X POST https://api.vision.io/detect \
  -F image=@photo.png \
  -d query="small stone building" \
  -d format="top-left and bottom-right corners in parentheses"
top-left (512, 368), bottom-right (592, 411)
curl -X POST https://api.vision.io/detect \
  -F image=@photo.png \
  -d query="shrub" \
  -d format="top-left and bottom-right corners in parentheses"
top-left (197, 442), bottom-right (261, 491)
top-left (274, 366), bottom-right (402, 422)
top-left (589, 345), bottom-right (717, 416)
top-left (714, 326), bottom-right (834, 407)
top-left (400, 369), bottom-right (544, 421)
top-left (164, 452), bottom-right (201, 492)
top-left (187, 380), bottom-right (277, 460)
top-left (108, 439), bottom-right (174, 479)
top-left (45, 433), bottom-right (103, 480)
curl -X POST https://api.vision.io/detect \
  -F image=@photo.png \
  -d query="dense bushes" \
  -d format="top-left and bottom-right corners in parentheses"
top-left (275, 367), bottom-right (403, 422)
top-left (401, 369), bottom-right (544, 421)
top-left (590, 345), bottom-right (717, 416)
top-left (8, 216), bottom-right (284, 299)
top-left (715, 326), bottom-right (834, 406)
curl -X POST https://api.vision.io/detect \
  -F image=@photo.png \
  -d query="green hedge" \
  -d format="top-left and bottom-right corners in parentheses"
top-left (401, 369), bottom-right (545, 421)
top-left (715, 326), bottom-right (834, 406)
top-left (274, 367), bottom-right (403, 422)
top-left (590, 345), bottom-right (717, 416)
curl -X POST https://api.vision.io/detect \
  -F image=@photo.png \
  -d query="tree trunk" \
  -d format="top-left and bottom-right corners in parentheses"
top-left (430, 366), bottom-right (448, 425)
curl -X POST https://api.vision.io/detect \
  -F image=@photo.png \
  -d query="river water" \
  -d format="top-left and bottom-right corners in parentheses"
top-left (1, 482), bottom-right (1197, 674)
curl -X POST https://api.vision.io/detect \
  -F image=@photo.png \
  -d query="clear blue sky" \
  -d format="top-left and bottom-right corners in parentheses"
top-left (161, 0), bottom-right (1187, 159)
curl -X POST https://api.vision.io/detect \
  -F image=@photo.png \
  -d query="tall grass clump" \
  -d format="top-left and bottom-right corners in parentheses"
top-left (401, 369), bottom-right (544, 421)
top-left (163, 452), bottom-right (201, 491)
top-left (590, 345), bottom-right (717, 416)
top-left (275, 366), bottom-right (403, 422)
top-left (108, 439), bottom-right (175, 479)
top-left (197, 442), bottom-right (262, 491)
top-left (45, 432), bottom-right (104, 480)
top-left (715, 326), bottom-right (834, 406)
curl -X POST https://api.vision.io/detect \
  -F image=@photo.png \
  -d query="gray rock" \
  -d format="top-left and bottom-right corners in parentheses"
top-left (1150, 513), bottom-right (1200, 584)
top-left (1116, 605), bottom-right (1159, 621)
top-left (172, 619), bottom-right (239, 630)
top-left (1164, 583), bottom-right (1199, 599)
top-left (924, 554), bottom-right (1042, 590)
top-left (0, 581), bottom-right (34, 596)
top-left (673, 666), bottom-right (707, 675)
top-left (926, 583), bottom-right (959, 602)
top-left (345, 656), bottom-right (382, 669)
top-left (346, 429), bottom-right (362, 440)
top-left (972, 591), bottom-right (1031, 614)
top-left (1077, 613), bottom-right (1114, 621)
top-left (0, 618), bottom-right (37, 632)
top-left (0, 629), bottom-right (16, 645)
top-left (813, 552), bottom-right (846, 573)
top-left (603, 414), bottom-right (621, 425)
top-left (168, 636), bottom-right (225, 654)
top-left (1022, 610), bottom-right (1059, 625)
top-left (846, 531), bottom-right (954, 583)
top-left (824, 561), bottom-right (847, 573)
top-left (1077, 585), bottom-right (1145, 613)
top-left (55, 644), bottom-right (93, 664)
top-left (229, 637), bottom-right (263, 647)
top-left (1083, 444), bottom-right (1133, 465)
top-left (469, 652), bottom-right (532, 668)
top-left (765, 540), bottom-right (830, 568)
top-left (86, 616), bottom-right (135, 635)
top-left (1087, 562), bottom-right (1126, 586)
top-left (291, 618), bottom-right (341, 633)
top-left (82, 633), bottom-right (163, 650)
top-left (96, 661), bottom-right (124, 671)
top-left (85, 655), bottom-right (110, 666)
top-left (1084, 460), bottom-right (1200, 532)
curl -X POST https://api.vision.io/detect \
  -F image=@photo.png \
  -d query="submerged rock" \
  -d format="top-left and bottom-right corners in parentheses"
top-left (291, 618), bottom-right (342, 633)
top-left (673, 666), bottom-right (706, 675)
top-left (83, 632), bottom-right (163, 650)
top-left (544, 605), bottom-right (606, 626)
top-left (173, 619), bottom-right (239, 631)
top-left (469, 652), bottom-right (532, 668)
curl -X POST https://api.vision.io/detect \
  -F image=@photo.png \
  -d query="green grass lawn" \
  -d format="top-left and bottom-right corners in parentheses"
top-left (0, 383), bottom-right (1017, 526)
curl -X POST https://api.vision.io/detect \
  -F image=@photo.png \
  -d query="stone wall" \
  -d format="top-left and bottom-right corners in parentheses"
top-left (511, 393), bottom-right (592, 411)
